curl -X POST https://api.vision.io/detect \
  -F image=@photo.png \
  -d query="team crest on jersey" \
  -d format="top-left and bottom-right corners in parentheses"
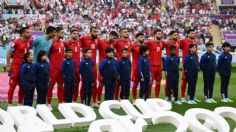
top-left (41, 65), bottom-right (44, 67)
top-left (123, 62), bottom-right (125, 64)
top-left (67, 62), bottom-right (70, 64)
top-left (190, 57), bottom-right (192, 59)
top-left (91, 44), bottom-right (95, 49)
top-left (171, 58), bottom-right (173, 61)
top-left (157, 47), bottom-right (160, 52)
top-left (108, 61), bottom-right (110, 63)
top-left (28, 66), bottom-right (30, 68)
top-left (86, 63), bottom-right (88, 65)
top-left (225, 56), bottom-right (227, 59)
top-left (208, 56), bottom-right (210, 58)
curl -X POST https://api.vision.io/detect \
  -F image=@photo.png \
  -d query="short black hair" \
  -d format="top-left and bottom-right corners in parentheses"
top-left (37, 50), bottom-right (47, 62)
top-left (205, 42), bottom-right (214, 47)
top-left (105, 47), bottom-right (114, 53)
top-left (65, 48), bottom-right (72, 53)
top-left (169, 30), bottom-right (178, 36)
top-left (186, 29), bottom-right (195, 34)
top-left (24, 52), bottom-right (31, 62)
top-left (189, 44), bottom-right (196, 49)
top-left (135, 32), bottom-right (144, 38)
top-left (119, 28), bottom-right (127, 33)
top-left (139, 45), bottom-right (149, 55)
top-left (109, 31), bottom-right (119, 38)
top-left (154, 29), bottom-right (162, 35)
top-left (70, 28), bottom-right (78, 33)
top-left (90, 26), bottom-right (97, 32)
top-left (20, 27), bottom-right (29, 36)
top-left (122, 48), bottom-right (129, 52)
top-left (222, 42), bottom-right (231, 48)
top-left (170, 45), bottom-right (176, 50)
top-left (46, 26), bottom-right (56, 34)
top-left (83, 48), bottom-right (92, 53)
top-left (56, 27), bottom-right (63, 32)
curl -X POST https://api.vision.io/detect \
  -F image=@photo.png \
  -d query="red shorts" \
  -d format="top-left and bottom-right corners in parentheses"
top-left (10, 65), bottom-right (21, 80)
top-left (132, 69), bottom-right (140, 82)
top-left (75, 68), bottom-right (80, 83)
top-left (151, 65), bottom-right (162, 81)
top-left (49, 68), bottom-right (64, 85)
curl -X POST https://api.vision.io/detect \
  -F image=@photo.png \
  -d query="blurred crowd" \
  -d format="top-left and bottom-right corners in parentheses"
top-left (0, 0), bottom-right (236, 46)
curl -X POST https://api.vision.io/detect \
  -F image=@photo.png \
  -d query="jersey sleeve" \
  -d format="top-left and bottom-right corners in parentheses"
top-left (99, 59), bottom-right (107, 75)
top-left (183, 55), bottom-right (190, 70)
top-left (20, 64), bottom-right (27, 83)
top-left (138, 58), bottom-right (143, 78)
top-left (163, 57), bottom-right (170, 71)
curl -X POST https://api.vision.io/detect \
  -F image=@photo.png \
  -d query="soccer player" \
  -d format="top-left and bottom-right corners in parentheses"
top-left (20, 52), bottom-right (35, 106)
top-left (130, 32), bottom-right (144, 100)
top-left (6, 27), bottom-right (32, 106)
top-left (164, 30), bottom-right (180, 97)
top-left (31, 26), bottom-right (56, 60)
top-left (180, 29), bottom-right (198, 103)
top-left (80, 26), bottom-right (100, 107)
top-left (80, 48), bottom-right (94, 106)
top-left (138, 45), bottom-right (151, 100)
top-left (183, 44), bottom-right (199, 104)
top-left (99, 48), bottom-right (117, 100)
top-left (62, 49), bottom-right (76, 103)
top-left (47, 27), bottom-right (65, 110)
top-left (64, 29), bottom-right (81, 102)
top-left (200, 42), bottom-right (217, 103)
top-left (218, 42), bottom-right (233, 102)
top-left (97, 31), bottom-right (119, 104)
top-left (117, 48), bottom-right (131, 99)
top-left (35, 50), bottom-right (50, 104)
top-left (114, 28), bottom-right (132, 100)
top-left (145, 29), bottom-right (165, 98)
top-left (163, 46), bottom-right (182, 105)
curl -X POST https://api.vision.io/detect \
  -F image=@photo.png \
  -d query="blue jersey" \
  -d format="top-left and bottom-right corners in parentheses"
top-left (183, 53), bottom-right (199, 74)
top-left (20, 62), bottom-right (36, 83)
top-left (99, 57), bottom-right (117, 80)
top-left (31, 35), bottom-right (53, 61)
top-left (163, 55), bottom-right (180, 73)
top-left (218, 52), bottom-right (232, 76)
top-left (62, 58), bottom-right (76, 82)
top-left (35, 61), bottom-right (50, 83)
top-left (200, 52), bottom-right (216, 72)
top-left (80, 58), bottom-right (94, 81)
top-left (138, 56), bottom-right (151, 78)
top-left (117, 57), bottom-right (131, 81)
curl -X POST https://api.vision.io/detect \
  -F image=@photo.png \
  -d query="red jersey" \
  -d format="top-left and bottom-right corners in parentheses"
top-left (180, 37), bottom-right (197, 63)
top-left (145, 40), bottom-right (165, 66)
top-left (11, 38), bottom-right (32, 66)
top-left (164, 40), bottom-right (180, 56)
top-left (79, 35), bottom-right (99, 61)
top-left (49, 39), bottom-right (65, 70)
top-left (114, 39), bottom-right (132, 60)
top-left (64, 39), bottom-right (81, 67)
top-left (98, 39), bottom-right (114, 64)
top-left (130, 42), bottom-right (141, 69)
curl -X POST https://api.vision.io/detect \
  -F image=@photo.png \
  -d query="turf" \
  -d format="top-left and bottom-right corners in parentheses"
top-left (0, 65), bottom-right (236, 132)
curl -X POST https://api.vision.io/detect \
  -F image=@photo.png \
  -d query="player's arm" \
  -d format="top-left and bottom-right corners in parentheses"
top-left (62, 60), bottom-right (66, 79)
top-left (217, 54), bottom-right (223, 72)
top-left (6, 41), bottom-right (16, 71)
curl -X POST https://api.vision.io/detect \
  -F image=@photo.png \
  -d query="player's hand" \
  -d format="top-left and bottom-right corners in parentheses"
top-left (100, 76), bottom-right (103, 81)
top-left (6, 65), bottom-right (11, 72)
top-left (141, 78), bottom-right (144, 82)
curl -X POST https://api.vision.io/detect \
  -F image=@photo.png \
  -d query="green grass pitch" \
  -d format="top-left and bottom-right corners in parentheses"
top-left (1, 65), bottom-right (236, 131)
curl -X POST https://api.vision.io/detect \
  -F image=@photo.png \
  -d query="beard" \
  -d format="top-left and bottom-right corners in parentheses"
top-left (139, 40), bottom-right (144, 43)
top-left (72, 37), bottom-right (77, 41)
top-left (189, 36), bottom-right (195, 40)
top-left (172, 38), bottom-right (178, 41)
top-left (156, 36), bottom-right (162, 40)
top-left (92, 34), bottom-right (98, 40)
